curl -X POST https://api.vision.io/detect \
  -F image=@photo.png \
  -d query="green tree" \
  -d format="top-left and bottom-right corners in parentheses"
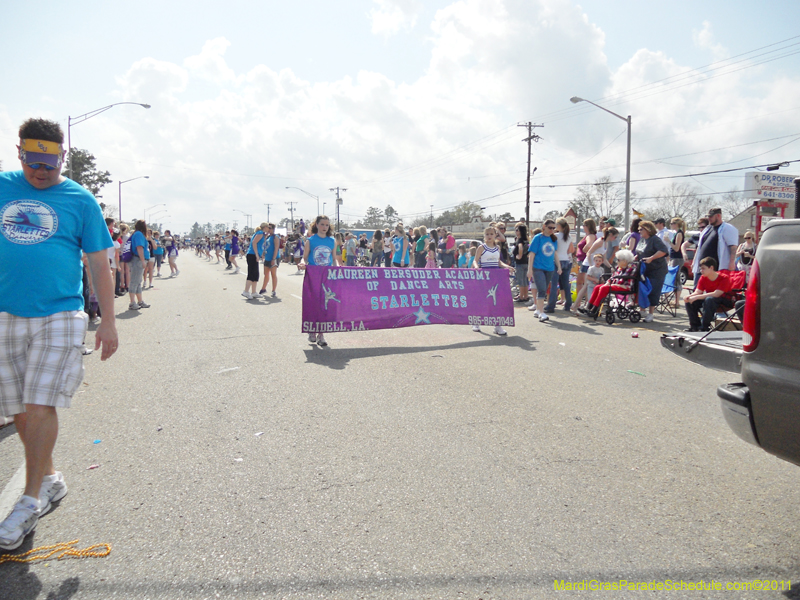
top-left (363, 206), bottom-right (385, 228)
top-left (189, 222), bottom-right (203, 238)
top-left (63, 148), bottom-right (112, 199)
top-left (384, 205), bottom-right (399, 226)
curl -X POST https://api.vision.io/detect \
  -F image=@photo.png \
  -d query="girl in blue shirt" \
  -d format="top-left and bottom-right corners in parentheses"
top-left (259, 224), bottom-right (279, 298)
top-left (300, 216), bottom-right (342, 346)
top-left (527, 219), bottom-right (558, 322)
top-left (391, 224), bottom-right (410, 267)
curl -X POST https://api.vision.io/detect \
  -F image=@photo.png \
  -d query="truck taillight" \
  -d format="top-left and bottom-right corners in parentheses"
top-left (742, 258), bottom-right (760, 352)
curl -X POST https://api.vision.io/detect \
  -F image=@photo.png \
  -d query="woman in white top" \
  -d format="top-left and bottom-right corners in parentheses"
top-left (572, 219), bottom-right (597, 313)
top-left (109, 231), bottom-right (121, 296)
top-left (472, 226), bottom-right (514, 335)
top-left (118, 223), bottom-right (130, 293)
top-left (544, 217), bottom-right (575, 312)
top-left (382, 229), bottom-right (392, 267)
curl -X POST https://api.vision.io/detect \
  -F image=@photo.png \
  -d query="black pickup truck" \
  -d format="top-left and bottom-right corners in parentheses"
top-left (661, 218), bottom-right (800, 466)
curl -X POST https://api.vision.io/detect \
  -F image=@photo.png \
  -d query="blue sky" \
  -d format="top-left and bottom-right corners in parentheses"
top-left (2, 0), bottom-right (799, 232)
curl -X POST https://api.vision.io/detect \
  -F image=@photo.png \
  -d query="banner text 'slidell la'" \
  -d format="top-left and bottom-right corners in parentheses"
top-left (301, 266), bottom-right (515, 333)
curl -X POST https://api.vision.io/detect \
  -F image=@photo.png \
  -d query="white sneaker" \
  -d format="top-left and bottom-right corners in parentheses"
top-left (528, 306), bottom-right (539, 316)
top-left (494, 326), bottom-right (507, 336)
top-left (0, 496), bottom-right (40, 551)
top-left (472, 325), bottom-right (481, 332)
top-left (241, 291), bottom-right (252, 299)
top-left (251, 293), bottom-right (263, 299)
top-left (39, 472), bottom-right (68, 516)
top-left (643, 313), bottom-right (654, 323)
top-left (308, 333), bottom-right (316, 343)
top-left (175, 269), bottom-right (180, 276)
top-left (233, 268), bottom-right (240, 274)
top-left (539, 313), bottom-right (549, 322)
top-left (316, 333), bottom-right (328, 347)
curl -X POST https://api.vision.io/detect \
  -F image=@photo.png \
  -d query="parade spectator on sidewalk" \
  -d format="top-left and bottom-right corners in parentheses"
top-left (635, 220), bottom-right (669, 323)
top-left (345, 232), bottom-right (357, 266)
top-left (392, 225), bottom-right (410, 267)
top-left (414, 226), bottom-right (429, 268)
top-left (684, 257), bottom-right (733, 332)
top-left (579, 250), bottom-right (636, 317)
top-left (513, 224), bottom-right (530, 303)
top-left (128, 220), bottom-right (151, 310)
top-left (371, 230), bottom-right (384, 267)
top-left (527, 219), bottom-right (558, 322)
top-left (736, 230), bottom-right (757, 283)
top-left (544, 218), bottom-right (574, 313)
top-left (692, 207), bottom-right (739, 279)
top-left (572, 219), bottom-right (598, 313)
top-left (0, 117), bottom-right (118, 551)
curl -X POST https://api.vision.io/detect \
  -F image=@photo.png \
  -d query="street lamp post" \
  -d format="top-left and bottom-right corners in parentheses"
top-left (144, 203), bottom-right (165, 221)
top-left (329, 187), bottom-right (347, 233)
top-left (148, 209), bottom-right (168, 223)
top-left (322, 202), bottom-right (326, 216)
top-left (570, 96), bottom-right (631, 232)
top-left (119, 176), bottom-right (149, 221)
top-left (233, 209), bottom-right (252, 233)
top-left (68, 102), bottom-right (151, 180)
top-left (285, 187), bottom-right (320, 216)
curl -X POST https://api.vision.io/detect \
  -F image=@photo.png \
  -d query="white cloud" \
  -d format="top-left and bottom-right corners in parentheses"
top-left (183, 37), bottom-right (238, 83)
top-left (692, 20), bottom-right (727, 60)
top-left (369, 0), bottom-right (422, 37)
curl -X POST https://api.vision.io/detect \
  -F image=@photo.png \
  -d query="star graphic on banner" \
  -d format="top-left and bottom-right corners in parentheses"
top-left (412, 306), bottom-right (431, 324)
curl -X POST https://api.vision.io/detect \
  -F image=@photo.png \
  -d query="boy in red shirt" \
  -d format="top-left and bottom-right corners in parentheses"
top-left (683, 257), bottom-right (733, 331)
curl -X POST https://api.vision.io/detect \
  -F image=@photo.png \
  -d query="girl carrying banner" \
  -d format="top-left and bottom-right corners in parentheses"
top-left (300, 216), bottom-right (342, 346)
top-left (472, 226), bottom-right (514, 336)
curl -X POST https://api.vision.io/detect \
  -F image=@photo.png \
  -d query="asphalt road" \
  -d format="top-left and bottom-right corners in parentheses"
top-left (2, 255), bottom-right (799, 600)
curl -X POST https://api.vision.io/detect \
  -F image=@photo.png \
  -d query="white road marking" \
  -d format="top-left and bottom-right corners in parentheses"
top-left (291, 294), bottom-right (302, 300)
top-left (0, 462), bottom-right (26, 520)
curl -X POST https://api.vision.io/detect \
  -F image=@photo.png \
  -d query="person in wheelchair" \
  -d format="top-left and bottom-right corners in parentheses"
top-left (682, 256), bottom-right (733, 332)
top-left (578, 250), bottom-right (636, 318)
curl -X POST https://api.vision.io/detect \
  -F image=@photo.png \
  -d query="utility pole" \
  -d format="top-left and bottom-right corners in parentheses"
top-left (518, 122), bottom-right (543, 226)
top-left (430, 204), bottom-right (434, 228)
top-left (286, 201), bottom-right (297, 232)
top-left (329, 187), bottom-right (347, 232)
top-left (264, 203), bottom-right (272, 223)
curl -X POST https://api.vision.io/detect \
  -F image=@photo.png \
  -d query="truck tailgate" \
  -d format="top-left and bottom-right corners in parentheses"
top-left (660, 331), bottom-right (743, 373)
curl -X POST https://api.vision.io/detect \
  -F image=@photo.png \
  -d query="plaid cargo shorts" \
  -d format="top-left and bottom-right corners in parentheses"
top-left (0, 311), bottom-right (88, 416)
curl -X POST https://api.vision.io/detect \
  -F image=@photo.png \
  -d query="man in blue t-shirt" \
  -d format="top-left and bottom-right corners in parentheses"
top-left (0, 118), bottom-right (118, 551)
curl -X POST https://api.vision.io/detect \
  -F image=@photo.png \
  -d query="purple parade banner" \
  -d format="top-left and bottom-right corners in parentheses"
top-left (302, 266), bottom-right (514, 333)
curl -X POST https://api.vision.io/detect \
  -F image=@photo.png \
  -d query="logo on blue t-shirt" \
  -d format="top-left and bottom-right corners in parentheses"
top-left (540, 240), bottom-right (555, 257)
top-left (1, 200), bottom-right (58, 245)
top-left (313, 245), bottom-right (332, 266)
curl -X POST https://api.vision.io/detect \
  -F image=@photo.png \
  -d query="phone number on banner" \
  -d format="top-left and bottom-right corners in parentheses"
top-left (468, 316), bottom-right (514, 326)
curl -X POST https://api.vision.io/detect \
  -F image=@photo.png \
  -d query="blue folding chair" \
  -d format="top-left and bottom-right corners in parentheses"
top-left (656, 264), bottom-right (680, 317)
